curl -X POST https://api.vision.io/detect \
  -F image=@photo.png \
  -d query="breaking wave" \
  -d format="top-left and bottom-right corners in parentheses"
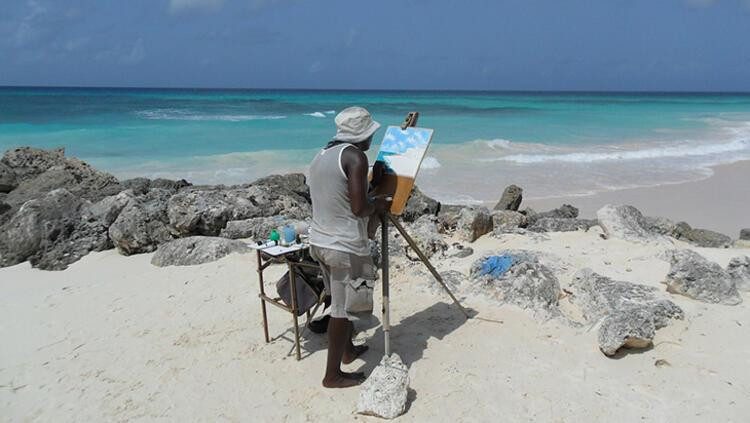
top-left (136, 109), bottom-right (287, 122)
top-left (304, 112), bottom-right (327, 118)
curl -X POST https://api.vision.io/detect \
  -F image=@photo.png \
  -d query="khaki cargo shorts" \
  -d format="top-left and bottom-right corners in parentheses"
top-left (310, 245), bottom-right (377, 321)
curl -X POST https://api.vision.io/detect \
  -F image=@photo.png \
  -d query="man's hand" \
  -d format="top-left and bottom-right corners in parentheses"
top-left (372, 195), bottom-right (392, 214)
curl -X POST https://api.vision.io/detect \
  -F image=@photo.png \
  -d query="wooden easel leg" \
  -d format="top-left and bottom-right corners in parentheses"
top-left (289, 262), bottom-right (302, 361)
top-left (381, 213), bottom-right (391, 357)
top-left (257, 250), bottom-right (270, 343)
top-left (388, 213), bottom-right (470, 319)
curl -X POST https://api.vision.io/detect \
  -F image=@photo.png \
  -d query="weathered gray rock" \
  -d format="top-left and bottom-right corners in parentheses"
top-left (494, 184), bottom-right (523, 211)
top-left (569, 269), bottom-right (684, 356)
top-left (671, 222), bottom-right (732, 248)
top-left (436, 204), bottom-right (466, 233)
top-left (535, 204), bottom-right (579, 220)
top-left (120, 177), bottom-right (191, 196)
top-left (151, 236), bottom-right (250, 267)
top-left (662, 250), bottom-right (742, 305)
top-left (400, 185), bottom-right (440, 223)
top-left (82, 191), bottom-right (136, 227)
top-left (220, 216), bottom-right (304, 240)
top-left (741, 229), bottom-right (750, 241)
top-left (444, 243), bottom-right (473, 259)
top-left (250, 173), bottom-right (310, 202)
top-left (456, 206), bottom-right (493, 242)
top-left (0, 189), bottom-right (110, 270)
top-left (642, 216), bottom-right (677, 236)
top-left (405, 215), bottom-right (447, 259)
top-left (167, 185), bottom-right (310, 237)
top-left (598, 308), bottom-right (656, 356)
top-left (470, 255), bottom-right (561, 316)
top-left (357, 353), bottom-right (409, 419)
top-left (491, 210), bottom-right (527, 233)
top-left (596, 204), bottom-right (667, 244)
top-left (109, 189), bottom-right (174, 255)
top-left (570, 269), bottom-right (684, 326)
top-left (1, 147), bottom-right (66, 182)
top-left (727, 256), bottom-right (750, 292)
top-left (0, 161), bottom-right (16, 193)
top-left (528, 217), bottom-right (598, 233)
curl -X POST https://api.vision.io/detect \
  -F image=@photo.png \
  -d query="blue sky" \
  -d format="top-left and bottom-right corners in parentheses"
top-left (1, 0), bottom-right (749, 91)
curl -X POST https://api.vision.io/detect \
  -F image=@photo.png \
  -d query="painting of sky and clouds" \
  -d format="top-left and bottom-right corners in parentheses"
top-left (376, 126), bottom-right (434, 177)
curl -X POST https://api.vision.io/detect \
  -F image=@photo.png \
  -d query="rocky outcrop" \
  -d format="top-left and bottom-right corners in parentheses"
top-left (167, 185), bottom-right (310, 237)
top-left (151, 236), bottom-right (250, 267)
top-left (82, 191), bottom-right (136, 226)
top-left (405, 215), bottom-right (447, 259)
top-left (491, 210), bottom-right (527, 233)
top-left (0, 161), bottom-right (16, 193)
top-left (662, 250), bottom-right (742, 305)
top-left (120, 177), bottom-right (191, 195)
top-left (727, 256), bottom-right (750, 292)
top-left (0, 189), bottom-right (110, 270)
top-left (596, 204), bottom-right (667, 244)
top-left (250, 173), bottom-right (310, 202)
top-left (1, 147), bottom-right (67, 182)
top-left (220, 216), bottom-right (304, 240)
top-left (671, 222), bottom-right (732, 248)
top-left (470, 254), bottom-right (562, 318)
top-left (357, 353), bottom-right (409, 419)
top-left (569, 269), bottom-right (684, 356)
top-left (456, 207), bottom-right (493, 242)
top-left (494, 184), bottom-right (523, 211)
top-left (528, 218), bottom-right (598, 233)
top-left (109, 189), bottom-right (175, 255)
top-left (400, 186), bottom-right (440, 223)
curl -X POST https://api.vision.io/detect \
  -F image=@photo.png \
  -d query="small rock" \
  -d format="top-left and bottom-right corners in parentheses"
top-left (671, 222), bottom-right (732, 248)
top-left (357, 354), bottom-right (409, 419)
top-left (740, 229), bottom-right (750, 241)
top-left (444, 243), bottom-right (473, 258)
top-left (400, 185), bottom-right (440, 223)
top-left (436, 204), bottom-right (466, 233)
top-left (527, 217), bottom-right (597, 233)
top-left (727, 256), bottom-right (750, 292)
top-left (598, 308), bottom-right (656, 356)
top-left (596, 204), bottom-right (667, 244)
top-left (82, 191), bottom-right (135, 226)
top-left (642, 216), bottom-right (677, 236)
top-left (109, 189), bottom-right (174, 255)
top-left (654, 359), bottom-right (671, 368)
top-left (151, 236), bottom-right (250, 267)
top-left (536, 204), bottom-right (579, 220)
top-left (405, 215), bottom-right (447, 259)
top-left (494, 184), bottom-right (523, 211)
top-left (456, 206), bottom-right (493, 242)
top-left (662, 250), bottom-right (742, 305)
top-left (491, 210), bottom-right (527, 233)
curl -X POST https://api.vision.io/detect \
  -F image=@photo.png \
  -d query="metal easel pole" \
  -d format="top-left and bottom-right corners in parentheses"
top-left (381, 213), bottom-right (391, 357)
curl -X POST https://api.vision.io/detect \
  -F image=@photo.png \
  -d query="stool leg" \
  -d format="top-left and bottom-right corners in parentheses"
top-left (289, 262), bottom-right (302, 360)
top-left (257, 250), bottom-right (270, 343)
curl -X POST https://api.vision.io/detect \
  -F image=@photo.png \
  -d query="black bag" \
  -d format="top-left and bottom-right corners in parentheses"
top-left (275, 267), bottom-right (324, 316)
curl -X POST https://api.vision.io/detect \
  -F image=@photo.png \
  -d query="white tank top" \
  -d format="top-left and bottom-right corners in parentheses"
top-left (308, 143), bottom-right (369, 256)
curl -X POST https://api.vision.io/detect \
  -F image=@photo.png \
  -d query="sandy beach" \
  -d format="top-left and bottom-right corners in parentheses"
top-left (525, 160), bottom-right (750, 238)
top-left (2, 226), bottom-right (749, 421)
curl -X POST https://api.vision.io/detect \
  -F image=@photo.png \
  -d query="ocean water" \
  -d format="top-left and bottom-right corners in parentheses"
top-left (1, 87), bottom-right (749, 204)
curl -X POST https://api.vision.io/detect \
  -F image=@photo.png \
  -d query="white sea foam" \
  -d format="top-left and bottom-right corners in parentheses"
top-left (483, 139), bottom-right (513, 150)
top-left (420, 156), bottom-right (441, 169)
top-left (136, 109), bottom-right (286, 122)
top-left (325, 110), bottom-right (336, 114)
top-left (304, 112), bottom-right (327, 118)
top-left (488, 139), bottom-right (750, 164)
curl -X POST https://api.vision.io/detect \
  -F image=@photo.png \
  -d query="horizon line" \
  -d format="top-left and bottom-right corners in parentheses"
top-left (1, 85), bottom-right (750, 95)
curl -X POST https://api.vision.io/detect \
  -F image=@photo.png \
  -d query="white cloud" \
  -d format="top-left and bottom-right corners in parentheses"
top-left (119, 38), bottom-right (146, 64)
top-left (14, 0), bottom-right (48, 46)
top-left (169, 0), bottom-right (224, 14)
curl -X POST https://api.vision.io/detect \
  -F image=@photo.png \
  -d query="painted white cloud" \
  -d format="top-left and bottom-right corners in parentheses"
top-left (169, 0), bottom-right (224, 14)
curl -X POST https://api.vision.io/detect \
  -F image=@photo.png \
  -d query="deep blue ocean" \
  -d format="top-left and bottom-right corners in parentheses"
top-left (1, 87), bottom-right (749, 203)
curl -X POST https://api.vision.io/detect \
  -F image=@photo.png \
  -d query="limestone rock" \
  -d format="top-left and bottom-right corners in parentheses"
top-left (220, 216), bottom-right (304, 240)
top-left (727, 256), bottom-right (750, 292)
top-left (598, 308), bottom-right (656, 356)
top-left (456, 206), bottom-right (493, 242)
top-left (82, 191), bottom-right (136, 226)
top-left (151, 236), bottom-right (250, 267)
top-left (0, 161), bottom-right (16, 193)
top-left (596, 204), bottom-right (667, 244)
top-left (535, 204), bottom-right (579, 220)
top-left (109, 189), bottom-right (174, 255)
top-left (121, 177), bottom-right (191, 196)
top-left (494, 184), bottom-right (523, 211)
top-left (528, 217), bottom-right (598, 233)
top-left (642, 216), bottom-right (677, 236)
top-left (357, 354), bottom-right (409, 419)
top-left (491, 210), bottom-right (527, 233)
top-left (436, 204), bottom-right (466, 233)
top-left (400, 185), bottom-right (440, 223)
top-left (662, 250), bottom-right (742, 305)
top-left (167, 185), bottom-right (310, 237)
top-left (250, 173), bottom-right (310, 202)
top-left (740, 229), bottom-right (750, 241)
top-left (671, 222), bottom-right (732, 248)
top-left (405, 215), bottom-right (447, 259)
top-left (1, 147), bottom-right (66, 182)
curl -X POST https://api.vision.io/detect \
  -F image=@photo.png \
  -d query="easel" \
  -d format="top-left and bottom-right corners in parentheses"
top-left (380, 112), bottom-right (470, 357)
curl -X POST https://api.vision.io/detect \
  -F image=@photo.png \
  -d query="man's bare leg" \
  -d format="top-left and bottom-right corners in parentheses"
top-left (343, 320), bottom-right (368, 364)
top-left (322, 317), bottom-right (365, 388)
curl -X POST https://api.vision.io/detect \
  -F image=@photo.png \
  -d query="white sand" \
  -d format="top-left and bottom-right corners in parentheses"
top-left (2, 229), bottom-right (749, 422)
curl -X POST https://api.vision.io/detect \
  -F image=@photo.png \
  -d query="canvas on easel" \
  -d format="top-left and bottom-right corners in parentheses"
top-left (373, 125), bottom-right (435, 215)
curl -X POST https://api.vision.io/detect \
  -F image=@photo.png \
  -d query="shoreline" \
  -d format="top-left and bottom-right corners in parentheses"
top-left (520, 160), bottom-right (750, 237)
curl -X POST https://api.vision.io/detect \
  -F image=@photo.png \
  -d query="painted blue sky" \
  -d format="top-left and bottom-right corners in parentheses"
top-left (1, 0), bottom-right (749, 91)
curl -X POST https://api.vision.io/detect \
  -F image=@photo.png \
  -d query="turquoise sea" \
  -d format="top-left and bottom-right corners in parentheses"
top-left (1, 87), bottom-right (749, 203)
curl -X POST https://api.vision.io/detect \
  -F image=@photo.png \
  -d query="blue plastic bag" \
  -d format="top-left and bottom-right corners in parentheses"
top-left (480, 255), bottom-right (515, 278)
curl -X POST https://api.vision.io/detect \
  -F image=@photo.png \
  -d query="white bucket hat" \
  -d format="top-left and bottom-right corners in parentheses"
top-left (333, 106), bottom-right (381, 143)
